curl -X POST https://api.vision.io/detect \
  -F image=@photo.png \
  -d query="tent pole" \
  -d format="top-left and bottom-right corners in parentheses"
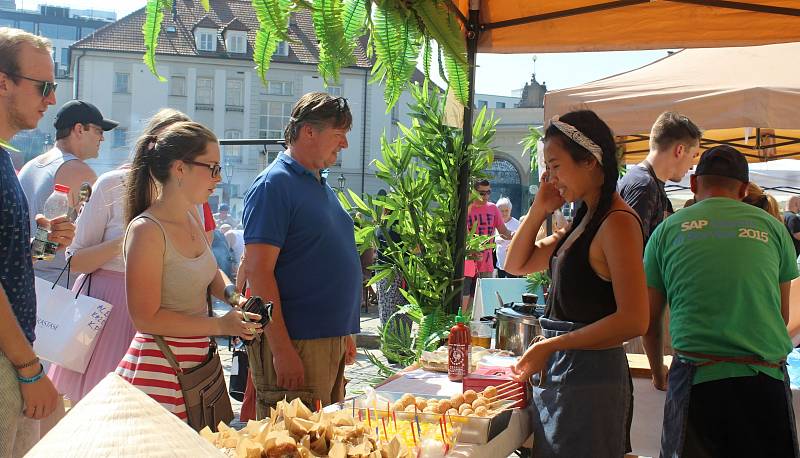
top-left (451, 4), bottom-right (480, 315)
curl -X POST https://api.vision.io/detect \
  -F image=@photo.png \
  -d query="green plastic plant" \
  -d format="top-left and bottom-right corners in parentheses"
top-left (142, 0), bottom-right (469, 109)
top-left (339, 80), bottom-right (497, 369)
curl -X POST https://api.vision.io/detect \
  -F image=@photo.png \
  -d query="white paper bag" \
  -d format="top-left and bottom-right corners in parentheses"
top-left (33, 276), bottom-right (114, 373)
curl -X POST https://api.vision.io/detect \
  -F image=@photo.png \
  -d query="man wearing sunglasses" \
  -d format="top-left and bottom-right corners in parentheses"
top-left (463, 179), bottom-right (515, 310)
top-left (0, 27), bottom-right (76, 456)
top-left (18, 99), bottom-right (117, 287)
top-left (242, 92), bottom-right (360, 416)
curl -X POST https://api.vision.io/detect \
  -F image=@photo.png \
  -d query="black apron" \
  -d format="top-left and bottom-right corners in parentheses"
top-left (661, 352), bottom-right (799, 457)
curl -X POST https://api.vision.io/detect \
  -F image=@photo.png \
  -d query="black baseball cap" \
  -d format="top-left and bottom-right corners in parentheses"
top-left (53, 100), bottom-right (119, 131)
top-left (694, 145), bottom-right (749, 183)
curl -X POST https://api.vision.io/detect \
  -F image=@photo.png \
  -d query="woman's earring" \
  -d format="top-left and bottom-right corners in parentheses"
top-left (178, 177), bottom-right (182, 188)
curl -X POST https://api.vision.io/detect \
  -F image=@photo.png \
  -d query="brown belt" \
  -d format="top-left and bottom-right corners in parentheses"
top-left (676, 350), bottom-right (784, 369)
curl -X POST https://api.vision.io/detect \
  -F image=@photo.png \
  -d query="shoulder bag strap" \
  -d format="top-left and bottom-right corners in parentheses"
top-left (153, 335), bottom-right (184, 375)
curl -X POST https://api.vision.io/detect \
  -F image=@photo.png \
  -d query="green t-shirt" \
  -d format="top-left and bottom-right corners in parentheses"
top-left (644, 197), bottom-right (799, 385)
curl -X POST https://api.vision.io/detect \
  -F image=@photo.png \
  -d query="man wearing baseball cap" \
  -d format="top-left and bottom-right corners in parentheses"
top-left (643, 145), bottom-right (799, 456)
top-left (18, 99), bottom-right (117, 286)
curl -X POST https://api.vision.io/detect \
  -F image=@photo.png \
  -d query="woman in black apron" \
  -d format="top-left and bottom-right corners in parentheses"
top-left (505, 110), bottom-right (649, 457)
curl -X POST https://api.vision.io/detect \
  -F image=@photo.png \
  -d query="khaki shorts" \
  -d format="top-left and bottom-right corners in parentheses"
top-left (0, 353), bottom-right (40, 458)
top-left (247, 335), bottom-right (348, 419)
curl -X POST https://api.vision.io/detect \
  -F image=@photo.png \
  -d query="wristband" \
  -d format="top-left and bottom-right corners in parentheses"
top-left (13, 356), bottom-right (40, 371)
top-left (17, 364), bottom-right (45, 384)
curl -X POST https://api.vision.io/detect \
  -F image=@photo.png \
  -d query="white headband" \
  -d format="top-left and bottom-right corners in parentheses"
top-left (549, 116), bottom-right (604, 165)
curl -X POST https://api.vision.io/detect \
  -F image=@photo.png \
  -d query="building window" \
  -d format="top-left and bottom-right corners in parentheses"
top-left (18, 21), bottom-right (35, 33)
top-left (391, 105), bottom-right (399, 124)
top-left (223, 130), bottom-right (242, 163)
top-left (80, 27), bottom-right (95, 39)
top-left (496, 101), bottom-right (506, 108)
top-left (259, 101), bottom-right (292, 139)
top-left (327, 86), bottom-right (342, 97)
top-left (113, 128), bottom-right (127, 148)
top-left (226, 33), bottom-right (246, 54)
top-left (196, 77), bottom-right (214, 106)
top-left (196, 30), bottom-right (216, 51)
top-left (477, 100), bottom-right (488, 108)
top-left (114, 72), bottom-right (129, 93)
top-left (226, 79), bottom-right (243, 108)
top-left (170, 76), bottom-right (186, 96)
top-left (274, 41), bottom-right (289, 57)
top-left (266, 81), bottom-right (292, 96)
top-left (39, 23), bottom-right (77, 40)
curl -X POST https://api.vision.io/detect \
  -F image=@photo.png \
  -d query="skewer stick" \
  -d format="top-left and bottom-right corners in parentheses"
top-left (490, 383), bottom-right (523, 398)
top-left (488, 391), bottom-right (525, 407)
top-left (486, 380), bottom-right (517, 392)
top-left (486, 387), bottom-right (525, 403)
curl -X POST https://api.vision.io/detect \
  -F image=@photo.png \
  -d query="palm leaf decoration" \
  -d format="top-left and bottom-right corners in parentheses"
top-left (142, 0), bottom-right (167, 82)
top-left (252, 0), bottom-right (292, 42)
top-left (253, 26), bottom-right (280, 85)
top-left (370, 5), bottom-right (422, 108)
top-left (312, 0), bottom-right (354, 84)
top-left (444, 52), bottom-right (468, 105)
top-left (199, 0), bottom-right (210, 12)
top-left (422, 34), bottom-right (432, 81)
top-left (342, 0), bottom-right (368, 44)
top-left (413, 0), bottom-right (466, 66)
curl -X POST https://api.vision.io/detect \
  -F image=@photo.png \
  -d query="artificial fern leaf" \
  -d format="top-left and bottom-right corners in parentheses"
top-left (413, 0), bottom-right (466, 66)
top-left (422, 34), bottom-right (432, 81)
top-left (444, 52), bottom-right (469, 106)
top-left (252, 0), bottom-right (291, 41)
top-left (371, 5), bottom-right (420, 109)
top-left (312, 0), bottom-right (354, 85)
top-left (342, 0), bottom-right (368, 44)
top-left (199, 0), bottom-right (210, 12)
top-left (253, 26), bottom-right (279, 85)
top-left (142, 0), bottom-right (167, 82)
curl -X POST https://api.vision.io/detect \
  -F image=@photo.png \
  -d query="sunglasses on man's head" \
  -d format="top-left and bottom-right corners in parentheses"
top-left (185, 160), bottom-right (222, 178)
top-left (3, 72), bottom-right (57, 98)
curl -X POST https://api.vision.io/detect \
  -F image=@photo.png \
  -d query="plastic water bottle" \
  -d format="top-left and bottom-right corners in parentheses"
top-left (31, 184), bottom-right (70, 261)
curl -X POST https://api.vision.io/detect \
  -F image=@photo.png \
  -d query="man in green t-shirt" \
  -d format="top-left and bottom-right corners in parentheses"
top-left (643, 145), bottom-right (799, 457)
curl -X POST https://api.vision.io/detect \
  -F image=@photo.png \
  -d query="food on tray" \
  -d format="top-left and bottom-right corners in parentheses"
top-left (419, 346), bottom-right (512, 373)
top-left (383, 385), bottom-right (515, 419)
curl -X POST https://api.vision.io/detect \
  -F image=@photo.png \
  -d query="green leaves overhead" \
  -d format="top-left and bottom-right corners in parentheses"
top-left (142, 0), bottom-right (168, 82)
top-left (370, 6), bottom-right (422, 108)
top-left (251, 0), bottom-right (290, 84)
top-left (312, 0), bottom-right (355, 84)
top-left (141, 0), bottom-right (471, 110)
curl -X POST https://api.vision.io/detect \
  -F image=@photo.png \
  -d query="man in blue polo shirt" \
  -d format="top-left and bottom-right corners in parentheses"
top-left (0, 28), bottom-right (74, 455)
top-left (243, 92), bottom-right (360, 416)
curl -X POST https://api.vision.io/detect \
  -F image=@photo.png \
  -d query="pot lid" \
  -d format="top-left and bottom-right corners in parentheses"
top-left (496, 305), bottom-right (544, 325)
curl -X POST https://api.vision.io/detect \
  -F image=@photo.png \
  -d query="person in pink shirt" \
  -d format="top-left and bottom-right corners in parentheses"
top-left (463, 179), bottom-right (514, 310)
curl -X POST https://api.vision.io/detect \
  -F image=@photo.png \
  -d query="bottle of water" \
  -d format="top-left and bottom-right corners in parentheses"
top-left (31, 184), bottom-right (70, 261)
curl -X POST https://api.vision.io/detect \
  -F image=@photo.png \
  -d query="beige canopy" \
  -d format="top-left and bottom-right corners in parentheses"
top-left (543, 42), bottom-right (800, 163)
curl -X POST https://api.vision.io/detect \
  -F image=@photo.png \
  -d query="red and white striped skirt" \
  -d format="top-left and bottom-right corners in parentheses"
top-left (116, 333), bottom-right (210, 421)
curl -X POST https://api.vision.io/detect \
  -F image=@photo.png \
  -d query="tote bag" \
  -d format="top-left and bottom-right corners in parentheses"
top-left (33, 271), bottom-right (113, 373)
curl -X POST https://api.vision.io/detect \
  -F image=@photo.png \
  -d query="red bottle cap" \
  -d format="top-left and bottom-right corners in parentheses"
top-left (54, 184), bottom-right (71, 193)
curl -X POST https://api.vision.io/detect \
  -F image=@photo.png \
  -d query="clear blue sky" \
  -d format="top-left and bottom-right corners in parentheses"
top-left (38, 0), bottom-right (672, 95)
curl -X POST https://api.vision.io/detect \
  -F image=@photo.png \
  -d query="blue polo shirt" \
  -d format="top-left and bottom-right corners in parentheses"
top-left (0, 147), bottom-right (38, 343)
top-left (242, 153), bottom-right (361, 339)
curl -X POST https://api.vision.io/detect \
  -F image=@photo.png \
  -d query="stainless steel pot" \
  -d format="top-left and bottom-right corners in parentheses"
top-left (492, 306), bottom-right (543, 356)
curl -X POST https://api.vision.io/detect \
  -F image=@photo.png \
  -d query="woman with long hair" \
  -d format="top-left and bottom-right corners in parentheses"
top-left (505, 110), bottom-right (649, 457)
top-left (47, 109), bottom-right (192, 402)
top-left (116, 121), bottom-right (261, 420)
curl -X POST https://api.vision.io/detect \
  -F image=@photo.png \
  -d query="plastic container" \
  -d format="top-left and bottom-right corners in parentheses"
top-left (469, 320), bottom-right (493, 349)
top-left (448, 308), bottom-right (471, 381)
top-left (31, 183), bottom-right (70, 261)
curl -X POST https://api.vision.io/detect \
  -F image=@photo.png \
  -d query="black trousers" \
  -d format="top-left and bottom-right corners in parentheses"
top-left (682, 372), bottom-right (797, 458)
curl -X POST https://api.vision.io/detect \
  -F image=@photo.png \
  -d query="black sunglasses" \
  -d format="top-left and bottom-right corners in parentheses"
top-left (478, 190), bottom-right (492, 196)
top-left (4, 72), bottom-right (57, 98)
top-left (184, 160), bottom-right (222, 178)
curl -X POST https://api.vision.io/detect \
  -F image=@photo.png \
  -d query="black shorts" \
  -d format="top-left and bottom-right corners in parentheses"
top-left (683, 372), bottom-right (798, 457)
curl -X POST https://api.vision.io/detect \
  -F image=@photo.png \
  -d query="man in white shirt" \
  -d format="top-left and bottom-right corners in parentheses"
top-left (495, 197), bottom-right (521, 278)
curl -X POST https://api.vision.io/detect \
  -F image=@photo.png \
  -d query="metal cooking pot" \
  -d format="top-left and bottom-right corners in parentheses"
top-left (486, 303), bottom-right (544, 356)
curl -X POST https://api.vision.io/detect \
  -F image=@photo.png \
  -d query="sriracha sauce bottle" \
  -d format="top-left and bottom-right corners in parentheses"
top-left (448, 308), bottom-right (471, 381)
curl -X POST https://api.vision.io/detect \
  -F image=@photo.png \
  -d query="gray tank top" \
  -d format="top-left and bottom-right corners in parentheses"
top-left (125, 211), bottom-right (217, 317)
top-left (17, 147), bottom-right (80, 286)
